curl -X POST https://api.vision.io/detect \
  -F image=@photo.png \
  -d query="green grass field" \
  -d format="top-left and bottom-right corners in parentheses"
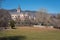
top-left (0, 27), bottom-right (60, 40)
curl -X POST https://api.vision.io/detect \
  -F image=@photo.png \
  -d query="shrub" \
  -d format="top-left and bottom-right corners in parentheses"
top-left (10, 20), bottom-right (16, 29)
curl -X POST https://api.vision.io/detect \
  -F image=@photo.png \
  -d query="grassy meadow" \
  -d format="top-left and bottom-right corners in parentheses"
top-left (0, 27), bottom-right (60, 40)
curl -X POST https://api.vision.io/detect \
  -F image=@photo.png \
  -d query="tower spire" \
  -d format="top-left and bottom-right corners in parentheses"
top-left (17, 5), bottom-right (21, 13)
top-left (18, 5), bottom-right (20, 9)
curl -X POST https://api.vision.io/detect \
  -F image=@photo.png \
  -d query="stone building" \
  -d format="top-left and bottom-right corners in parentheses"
top-left (9, 5), bottom-right (36, 25)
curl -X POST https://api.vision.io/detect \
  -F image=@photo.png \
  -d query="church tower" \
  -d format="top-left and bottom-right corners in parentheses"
top-left (17, 5), bottom-right (21, 13)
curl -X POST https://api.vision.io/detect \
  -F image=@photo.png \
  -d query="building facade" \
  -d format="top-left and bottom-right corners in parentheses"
top-left (10, 5), bottom-right (36, 25)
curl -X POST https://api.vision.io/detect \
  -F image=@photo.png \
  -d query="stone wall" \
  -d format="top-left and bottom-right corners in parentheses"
top-left (33, 25), bottom-right (54, 28)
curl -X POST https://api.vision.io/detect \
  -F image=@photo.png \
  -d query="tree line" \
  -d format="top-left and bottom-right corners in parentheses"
top-left (0, 8), bottom-right (60, 29)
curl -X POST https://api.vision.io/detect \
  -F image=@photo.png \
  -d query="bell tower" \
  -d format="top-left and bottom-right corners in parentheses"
top-left (17, 5), bottom-right (21, 13)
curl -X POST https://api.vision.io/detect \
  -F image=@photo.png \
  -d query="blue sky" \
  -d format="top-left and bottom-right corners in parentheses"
top-left (2, 0), bottom-right (60, 13)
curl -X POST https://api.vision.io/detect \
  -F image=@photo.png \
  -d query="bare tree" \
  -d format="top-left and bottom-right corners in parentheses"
top-left (0, 9), bottom-right (11, 29)
top-left (35, 8), bottom-right (54, 26)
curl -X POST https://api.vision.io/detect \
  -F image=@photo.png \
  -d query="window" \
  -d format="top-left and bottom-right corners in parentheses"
top-left (12, 16), bottom-right (14, 17)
